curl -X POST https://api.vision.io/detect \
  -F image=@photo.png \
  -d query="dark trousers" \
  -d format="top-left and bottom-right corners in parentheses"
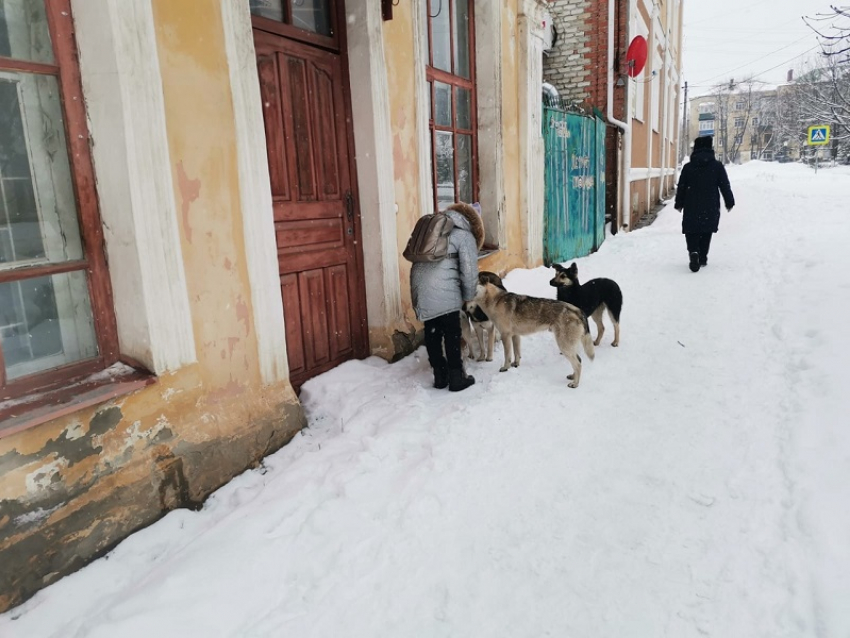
top-left (424, 311), bottom-right (463, 372)
top-left (685, 232), bottom-right (713, 261)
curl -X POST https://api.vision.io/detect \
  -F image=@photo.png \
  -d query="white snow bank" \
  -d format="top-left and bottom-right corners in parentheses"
top-left (1, 163), bottom-right (849, 638)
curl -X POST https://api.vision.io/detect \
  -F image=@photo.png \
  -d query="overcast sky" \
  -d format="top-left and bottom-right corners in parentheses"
top-left (681, 0), bottom-right (835, 97)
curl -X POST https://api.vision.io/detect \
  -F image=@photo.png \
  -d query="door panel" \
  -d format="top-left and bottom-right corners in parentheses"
top-left (280, 273), bottom-right (305, 375)
top-left (256, 27), bottom-right (367, 388)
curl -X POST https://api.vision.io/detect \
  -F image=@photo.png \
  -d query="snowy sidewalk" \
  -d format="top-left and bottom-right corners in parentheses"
top-left (2, 162), bottom-right (849, 638)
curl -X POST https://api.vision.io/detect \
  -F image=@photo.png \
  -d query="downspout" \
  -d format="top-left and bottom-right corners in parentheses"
top-left (645, 5), bottom-right (655, 218)
top-left (658, 0), bottom-right (672, 200)
top-left (607, 0), bottom-right (631, 231)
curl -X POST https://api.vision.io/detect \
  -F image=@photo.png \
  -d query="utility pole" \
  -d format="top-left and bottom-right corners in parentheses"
top-left (681, 80), bottom-right (688, 162)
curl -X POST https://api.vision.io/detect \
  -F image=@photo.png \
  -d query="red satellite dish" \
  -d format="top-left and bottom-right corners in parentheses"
top-left (626, 35), bottom-right (648, 77)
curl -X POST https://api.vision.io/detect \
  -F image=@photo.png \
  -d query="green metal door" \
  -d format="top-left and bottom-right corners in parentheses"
top-left (543, 109), bottom-right (606, 265)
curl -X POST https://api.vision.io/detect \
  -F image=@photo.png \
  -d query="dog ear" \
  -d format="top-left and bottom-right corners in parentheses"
top-left (567, 263), bottom-right (578, 275)
top-left (552, 263), bottom-right (564, 272)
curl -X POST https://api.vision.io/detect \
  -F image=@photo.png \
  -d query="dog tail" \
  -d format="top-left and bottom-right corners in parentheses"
top-left (581, 326), bottom-right (595, 361)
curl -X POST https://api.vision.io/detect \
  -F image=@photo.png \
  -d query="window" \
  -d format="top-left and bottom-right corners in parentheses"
top-left (735, 117), bottom-right (745, 129)
top-left (699, 121), bottom-right (714, 132)
top-left (735, 100), bottom-right (746, 110)
top-left (699, 102), bottom-right (715, 115)
top-left (633, 75), bottom-right (645, 122)
top-left (651, 53), bottom-right (662, 132)
top-left (0, 0), bottom-right (116, 398)
top-left (734, 134), bottom-right (743, 144)
top-left (250, 0), bottom-right (336, 45)
top-left (425, 0), bottom-right (477, 211)
top-left (752, 117), bottom-right (758, 127)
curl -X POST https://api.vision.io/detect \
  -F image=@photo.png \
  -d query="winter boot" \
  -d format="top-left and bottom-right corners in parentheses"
top-left (448, 368), bottom-right (475, 392)
top-left (699, 255), bottom-right (708, 267)
top-left (432, 363), bottom-right (449, 389)
top-left (689, 251), bottom-right (701, 272)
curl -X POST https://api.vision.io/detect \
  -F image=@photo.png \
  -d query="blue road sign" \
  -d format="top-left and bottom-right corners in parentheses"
top-left (808, 125), bottom-right (830, 145)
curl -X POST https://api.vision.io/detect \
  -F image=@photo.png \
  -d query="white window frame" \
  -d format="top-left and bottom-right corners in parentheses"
top-left (651, 52), bottom-right (662, 132)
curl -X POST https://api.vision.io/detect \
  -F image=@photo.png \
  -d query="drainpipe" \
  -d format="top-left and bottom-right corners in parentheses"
top-left (658, 0), bottom-right (672, 200)
top-left (645, 4), bottom-right (655, 218)
top-left (607, 0), bottom-right (631, 231)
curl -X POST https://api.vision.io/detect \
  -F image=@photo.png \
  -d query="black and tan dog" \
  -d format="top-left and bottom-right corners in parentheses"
top-left (472, 282), bottom-right (594, 388)
top-left (461, 271), bottom-right (504, 361)
top-left (549, 262), bottom-right (622, 347)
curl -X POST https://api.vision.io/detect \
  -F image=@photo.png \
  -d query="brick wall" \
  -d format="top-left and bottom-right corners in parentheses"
top-left (544, 0), bottom-right (628, 225)
top-left (543, 0), bottom-right (627, 117)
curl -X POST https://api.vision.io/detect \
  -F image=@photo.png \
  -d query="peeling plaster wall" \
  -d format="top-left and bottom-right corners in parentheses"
top-left (0, 0), bottom-right (305, 613)
top-left (379, 0), bottom-right (532, 340)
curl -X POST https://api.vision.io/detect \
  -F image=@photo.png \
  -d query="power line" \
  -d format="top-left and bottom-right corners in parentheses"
top-left (685, 45), bottom-right (823, 98)
top-left (684, 0), bottom-right (775, 27)
top-left (691, 34), bottom-right (814, 86)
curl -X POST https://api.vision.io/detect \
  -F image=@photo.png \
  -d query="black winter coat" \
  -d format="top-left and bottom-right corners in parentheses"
top-left (674, 148), bottom-right (735, 234)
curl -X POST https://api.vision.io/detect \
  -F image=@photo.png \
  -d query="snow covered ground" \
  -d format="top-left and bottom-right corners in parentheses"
top-left (2, 162), bottom-right (849, 637)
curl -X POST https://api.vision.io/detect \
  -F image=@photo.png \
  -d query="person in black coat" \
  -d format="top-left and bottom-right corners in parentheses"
top-left (674, 136), bottom-right (735, 272)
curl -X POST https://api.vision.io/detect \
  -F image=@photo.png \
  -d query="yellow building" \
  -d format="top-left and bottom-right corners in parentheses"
top-left (0, 0), bottom-right (555, 611)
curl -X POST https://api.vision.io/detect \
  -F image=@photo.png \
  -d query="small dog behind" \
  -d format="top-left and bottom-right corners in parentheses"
top-left (462, 271), bottom-right (505, 361)
top-left (549, 262), bottom-right (622, 347)
top-left (472, 282), bottom-right (594, 388)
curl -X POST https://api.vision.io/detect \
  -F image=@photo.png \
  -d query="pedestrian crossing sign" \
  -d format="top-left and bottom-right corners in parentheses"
top-left (807, 125), bottom-right (830, 145)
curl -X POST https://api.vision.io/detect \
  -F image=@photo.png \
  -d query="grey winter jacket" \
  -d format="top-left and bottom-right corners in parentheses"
top-left (410, 203), bottom-right (485, 322)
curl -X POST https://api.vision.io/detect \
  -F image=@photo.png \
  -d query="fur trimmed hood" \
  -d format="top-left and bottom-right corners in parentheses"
top-left (445, 202), bottom-right (485, 251)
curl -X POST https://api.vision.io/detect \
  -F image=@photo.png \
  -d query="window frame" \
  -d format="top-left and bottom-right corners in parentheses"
top-left (0, 0), bottom-right (117, 399)
top-left (424, 0), bottom-right (478, 210)
top-left (250, 0), bottom-right (339, 52)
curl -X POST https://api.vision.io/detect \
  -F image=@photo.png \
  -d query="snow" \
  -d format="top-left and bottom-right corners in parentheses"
top-left (2, 162), bottom-right (849, 637)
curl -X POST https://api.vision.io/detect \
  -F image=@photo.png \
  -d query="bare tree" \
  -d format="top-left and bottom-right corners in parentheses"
top-left (794, 55), bottom-right (850, 162)
top-left (709, 76), bottom-right (772, 164)
top-left (805, 5), bottom-right (850, 62)
top-left (771, 84), bottom-right (807, 160)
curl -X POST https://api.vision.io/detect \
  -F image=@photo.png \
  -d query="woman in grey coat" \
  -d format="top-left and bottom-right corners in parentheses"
top-left (410, 203), bottom-right (485, 391)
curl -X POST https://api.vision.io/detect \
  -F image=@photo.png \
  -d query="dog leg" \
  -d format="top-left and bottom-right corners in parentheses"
top-left (564, 351), bottom-right (582, 388)
top-left (486, 324), bottom-right (496, 361)
top-left (591, 307), bottom-right (605, 346)
top-left (511, 335), bottom-right (521, 367)
top-left (460, 312), bottom-right (476, 360)
top-left (473, 323), bottom-right (487, 362)
top-left (609, 308), bottom-right (620, 347)
top-left (500, 334), bottom-right (513, 372)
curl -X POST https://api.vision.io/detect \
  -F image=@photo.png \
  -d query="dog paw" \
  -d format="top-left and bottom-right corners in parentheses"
top-left (612, 341), bottom-right (619, 347)
top-left (485, 356), bottom-right (493, 362)
top-left (511, 362), bottom-right (519, 368)
top-left (593, 339), bottom-right (602, 346)
top-left (568, 381), bottom-right (578, 388)
top-left (567, 373), bottom-right (575, 380)
top-left (476, 356), bottom-right (485, 362)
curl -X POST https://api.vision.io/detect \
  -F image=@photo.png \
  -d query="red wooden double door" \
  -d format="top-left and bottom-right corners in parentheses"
top-left (254, 28), bottom-right (368, 388)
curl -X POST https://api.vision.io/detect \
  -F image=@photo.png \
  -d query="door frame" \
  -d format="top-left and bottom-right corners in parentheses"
top-left (251, 0), bottom-right (370, 380)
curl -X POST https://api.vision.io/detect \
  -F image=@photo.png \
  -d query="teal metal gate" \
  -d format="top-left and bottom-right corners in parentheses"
top-left (543, 108), bottom-right (606, 265)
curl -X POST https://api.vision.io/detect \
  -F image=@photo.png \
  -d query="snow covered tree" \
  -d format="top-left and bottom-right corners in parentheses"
top-left (792, 55), bottom-right (850, 163)
top-left (805, 5), bottom-right (850, 62)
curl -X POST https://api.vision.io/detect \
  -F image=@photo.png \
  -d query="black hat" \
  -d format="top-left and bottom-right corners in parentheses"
top-left (693, 136), bottom-right (713, 150)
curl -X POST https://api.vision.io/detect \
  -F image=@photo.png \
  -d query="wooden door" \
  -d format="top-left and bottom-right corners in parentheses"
top-left (254, 30), bottom-right (368, 388)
